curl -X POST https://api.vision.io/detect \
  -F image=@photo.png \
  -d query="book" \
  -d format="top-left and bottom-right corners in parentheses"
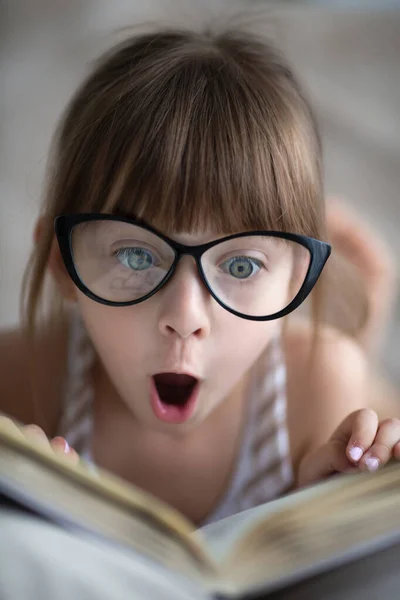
top-left (1, 417), bottom-right (400, 599)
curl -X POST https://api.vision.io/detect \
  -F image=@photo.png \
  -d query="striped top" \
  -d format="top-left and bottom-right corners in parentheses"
top-left (57, 311), bottom-right (294, 525)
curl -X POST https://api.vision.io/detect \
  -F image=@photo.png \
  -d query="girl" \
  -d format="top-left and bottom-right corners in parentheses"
top-left (0, 25), bottom-right (399, 525)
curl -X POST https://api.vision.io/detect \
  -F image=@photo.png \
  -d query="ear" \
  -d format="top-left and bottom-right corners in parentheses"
top-left (34, 216), bottom-right (77, 303)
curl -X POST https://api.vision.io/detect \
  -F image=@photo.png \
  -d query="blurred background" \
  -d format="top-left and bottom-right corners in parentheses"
top-left (1, 0), bottom-right (399, 381)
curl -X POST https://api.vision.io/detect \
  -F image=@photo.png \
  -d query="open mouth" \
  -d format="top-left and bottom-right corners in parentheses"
top-left (150, 373), bottom-right (199, 423)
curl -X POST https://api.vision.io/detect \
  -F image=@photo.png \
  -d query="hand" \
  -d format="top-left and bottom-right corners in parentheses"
top-left (298, 409), bottom-right (400, 487)
top-left (0, 416), bottom-right (79, 465)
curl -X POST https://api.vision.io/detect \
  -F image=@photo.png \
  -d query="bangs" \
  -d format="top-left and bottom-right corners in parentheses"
top-left (51, 29), bottom-right (324, 238)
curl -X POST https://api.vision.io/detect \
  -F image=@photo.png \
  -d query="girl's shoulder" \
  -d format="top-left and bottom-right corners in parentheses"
top-left (283, 318), bottom-right (367, 374)
top-left (283, 319), bottom-right (368, 472)
top-left (0, 317), bottom-right (69, 433)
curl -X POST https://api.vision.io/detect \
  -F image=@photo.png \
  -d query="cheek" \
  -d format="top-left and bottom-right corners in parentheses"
top-left (217, 311), bottom-right (281, 367)
top-left (76, 294), bottom-right (151, 370)
top-left (288, 250), bottom-right (311, 301)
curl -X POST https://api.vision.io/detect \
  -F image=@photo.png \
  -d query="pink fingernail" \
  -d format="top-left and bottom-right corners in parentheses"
top-left (365, 456), bottom-right (380, 472)
top-left (349, 446), bottom-right (363, 462)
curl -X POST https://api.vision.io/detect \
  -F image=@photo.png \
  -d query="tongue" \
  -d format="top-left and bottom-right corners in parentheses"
top-left (153, 373), bottom-right (196, 406)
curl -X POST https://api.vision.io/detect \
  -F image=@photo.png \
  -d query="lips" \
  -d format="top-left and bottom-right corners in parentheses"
top-left (150, 373), bottom-right (199, 424)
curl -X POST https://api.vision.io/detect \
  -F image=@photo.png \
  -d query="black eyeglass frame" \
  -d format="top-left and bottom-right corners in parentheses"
top-left (55, 213), bottom-right (331, 322)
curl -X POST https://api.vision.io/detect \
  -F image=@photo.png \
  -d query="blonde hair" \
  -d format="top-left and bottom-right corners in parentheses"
top-left (22, 25), bottom-right (327, 336)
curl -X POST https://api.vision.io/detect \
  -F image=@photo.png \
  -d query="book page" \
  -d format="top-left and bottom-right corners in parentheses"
top-left (0, 421), bottom-right (218, 587)
top-left (217, 464), bottom-right (400, 596)
top-left (0, 506), bottom-right (212, 600)
top-left (197, 482), bottom-right (326, 563)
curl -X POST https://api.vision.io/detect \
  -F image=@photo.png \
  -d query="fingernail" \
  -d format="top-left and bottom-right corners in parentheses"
top-left (349, 446), bottom-right (363, 462)
top-left (365, 456), bottom-right (380, 472)
top-left (53, 437), bottom-right (71, 455)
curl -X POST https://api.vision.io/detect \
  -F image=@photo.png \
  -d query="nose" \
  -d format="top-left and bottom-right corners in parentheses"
top-left (157, 257), bottom-right (211, 340)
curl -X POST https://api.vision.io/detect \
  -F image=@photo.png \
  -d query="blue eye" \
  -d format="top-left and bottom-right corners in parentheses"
top-left (116, 248), bottom-right (154, 271)
top-left (222, 257), bottom-right (262, 279)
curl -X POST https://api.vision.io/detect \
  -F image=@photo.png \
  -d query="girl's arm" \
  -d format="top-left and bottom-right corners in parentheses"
top-left (284, 320), bottom-right (400, 484)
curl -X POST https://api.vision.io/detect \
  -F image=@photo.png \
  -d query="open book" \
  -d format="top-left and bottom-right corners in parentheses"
top-left (1, 417), bottom-right (400, 599)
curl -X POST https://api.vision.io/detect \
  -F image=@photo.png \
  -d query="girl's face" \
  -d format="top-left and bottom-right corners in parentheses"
top-left (59, 229), bottom-right (288, 435)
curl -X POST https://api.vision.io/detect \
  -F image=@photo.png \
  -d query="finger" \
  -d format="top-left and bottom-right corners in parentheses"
top-left (345, 409), bottom-right (379, 464)
top-left (298, 440), bottom-right (356, 487)
top-left (360, 418), bottom-right (400, 472)
top-left (51, 437), bottom-right (80, 465)
top-left (23, 424), bottom-right (52, 450)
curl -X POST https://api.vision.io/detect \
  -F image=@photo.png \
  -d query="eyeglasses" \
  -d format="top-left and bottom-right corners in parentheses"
top-left (55, 214), bottom-right (331, 321)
